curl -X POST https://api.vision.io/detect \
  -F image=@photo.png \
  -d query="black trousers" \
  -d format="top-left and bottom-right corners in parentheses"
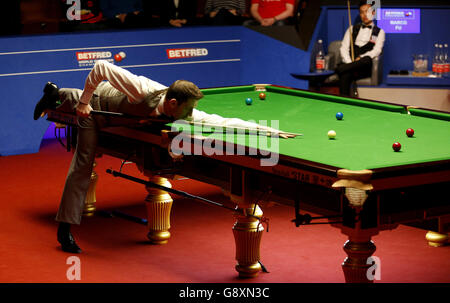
top-left (335, 56), bottom-right (372, 96)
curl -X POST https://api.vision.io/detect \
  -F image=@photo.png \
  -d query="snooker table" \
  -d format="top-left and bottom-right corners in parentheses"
top-left (47, 84), bottom-right (450, 283)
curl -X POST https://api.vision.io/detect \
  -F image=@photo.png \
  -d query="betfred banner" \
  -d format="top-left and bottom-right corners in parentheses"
top-left (166, 48), bottom-right (208, 59)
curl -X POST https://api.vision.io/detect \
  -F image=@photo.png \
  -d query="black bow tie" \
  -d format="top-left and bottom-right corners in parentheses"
top-left (362, 24), bottom-right (373, 29)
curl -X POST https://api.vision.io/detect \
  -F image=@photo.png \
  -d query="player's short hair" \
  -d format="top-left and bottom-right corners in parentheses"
top-left (166, 80), bottom-right (204, 105)
top-left (359, 1), bottom-right (373, 8)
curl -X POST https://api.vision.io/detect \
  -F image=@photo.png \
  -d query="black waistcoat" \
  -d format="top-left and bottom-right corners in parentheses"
top-left (351, 23), bottom-right (381, 58)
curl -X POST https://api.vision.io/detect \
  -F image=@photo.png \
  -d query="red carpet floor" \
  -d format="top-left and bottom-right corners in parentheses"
top-left (0, 139), bottom-right (449, 283)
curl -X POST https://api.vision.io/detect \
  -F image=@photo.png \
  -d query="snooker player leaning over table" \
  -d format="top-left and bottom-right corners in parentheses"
top-left (33, 59), bottom-right (293, 253)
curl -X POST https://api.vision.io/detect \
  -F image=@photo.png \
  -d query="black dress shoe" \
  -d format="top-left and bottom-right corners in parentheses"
top-left (33, 82), bottom-right (60, 120)
top-left (57, 231), bottom-right (82, 254)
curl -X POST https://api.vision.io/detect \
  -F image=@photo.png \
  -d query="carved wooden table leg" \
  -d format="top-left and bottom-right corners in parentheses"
top-left (341, 234), bottom-right (377, 283)
top-left (426, 215), bottom-right (449, 247)
top-left (233, 204), bottom-right (264, 278)
top-left (145, 176), bottom-right (173, 244)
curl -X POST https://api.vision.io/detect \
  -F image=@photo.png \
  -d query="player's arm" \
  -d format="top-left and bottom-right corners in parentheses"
top-left (76, 60), bottom-right (166, 117)
top-left (360, 29), bottom-right (386, 60)
top-left (340, 27), bottom-right (353, 64)
top-left (191, 109), bottom-right (294, 138)
top-left (79, 60), bottom-right (165, 105)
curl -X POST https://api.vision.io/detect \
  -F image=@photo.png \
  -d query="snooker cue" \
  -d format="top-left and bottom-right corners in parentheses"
top-left (91, 110), bottom-right (171, 123)
top-left (187, 121), bottom-right (303, 137)
top-left (90, 110), bottom-right (302, 137)
top-left (347, 0), bottom-right (355, 62)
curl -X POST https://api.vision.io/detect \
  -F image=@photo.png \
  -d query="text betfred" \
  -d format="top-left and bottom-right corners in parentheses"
top-left (166, 48), bottom-right (208, 59)
top-left (76, 51), bottom-right (112, 61)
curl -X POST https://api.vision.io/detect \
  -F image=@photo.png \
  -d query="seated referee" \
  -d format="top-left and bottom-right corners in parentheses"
top-left (336, 0), bottom-right (385, 96)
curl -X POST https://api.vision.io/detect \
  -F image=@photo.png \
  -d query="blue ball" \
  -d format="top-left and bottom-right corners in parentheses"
top-left (336, 112), bottom-right (344, 120)
top-left (245, 98), bottom-right (253, 105)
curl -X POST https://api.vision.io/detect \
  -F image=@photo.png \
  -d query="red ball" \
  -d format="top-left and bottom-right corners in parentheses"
top-left (392, 142), bottom-right (401, 152)
top-left (259, 92), bottom-right (266, 100)
top-left (406, 128), bottom-right (414, 137)
top-left (114, 54), bottom-right (122, 62)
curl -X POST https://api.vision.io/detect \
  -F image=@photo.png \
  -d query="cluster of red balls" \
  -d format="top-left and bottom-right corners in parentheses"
top-left (392, 128), bottom-right (415, 152)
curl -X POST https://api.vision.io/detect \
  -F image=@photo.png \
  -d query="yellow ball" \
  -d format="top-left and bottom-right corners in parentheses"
top-left (328, 130), bottom-right (336, 139)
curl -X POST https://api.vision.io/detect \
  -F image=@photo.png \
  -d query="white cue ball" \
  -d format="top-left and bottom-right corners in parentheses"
top-left (119, 51), bottom-right (126, 59)
top-left (328, 130), bottom-right (336, 139)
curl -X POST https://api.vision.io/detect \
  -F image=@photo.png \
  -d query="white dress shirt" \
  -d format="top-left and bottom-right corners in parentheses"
top-left (340, 23), bottom-right (386, 64)
top-left (79, 60), bottom-right (280, 132)
top-left (173, 0), bottom-right (180, 18)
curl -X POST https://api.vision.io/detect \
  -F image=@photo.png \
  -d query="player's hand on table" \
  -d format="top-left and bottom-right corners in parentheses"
top-left (278, 132), bottom-right (296, 139)
top-left (264, 128), bottom-right (297, 139)
top-left (76, 103), bottom-right (93, 117)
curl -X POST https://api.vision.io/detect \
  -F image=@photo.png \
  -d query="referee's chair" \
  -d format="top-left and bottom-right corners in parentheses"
top-left (324, 40), bottom-right (383, 97)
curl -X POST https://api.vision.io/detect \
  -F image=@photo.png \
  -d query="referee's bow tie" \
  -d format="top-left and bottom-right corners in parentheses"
top-left (362, 24), bottom-right (373, 29)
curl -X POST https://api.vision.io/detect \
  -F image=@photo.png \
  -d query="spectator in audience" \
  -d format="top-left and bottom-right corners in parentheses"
top-left (244, 0), bottom-right (295, 26)
top-left (79, 0), bottom-right (104, 24)
top-left (159, 0), bottom-right (198, 28)
top-left (100, 0), bottom-right (148, 29)
top-left (204, 0), bottom-right (247, 26)
top-left (60, 0), bottom-right (106, 32)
